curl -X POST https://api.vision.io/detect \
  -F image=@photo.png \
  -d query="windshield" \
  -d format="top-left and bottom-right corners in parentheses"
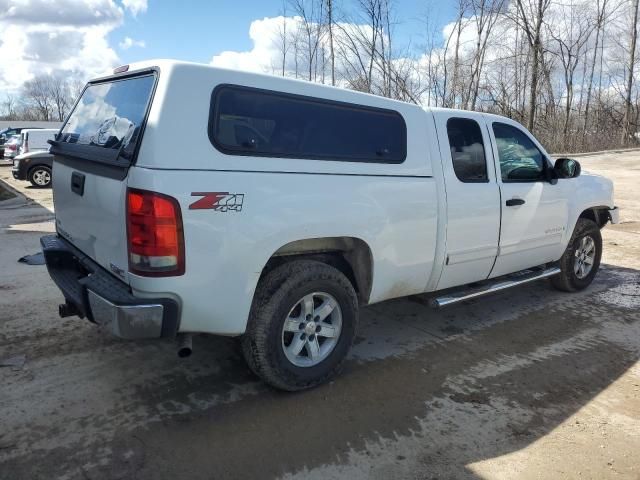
top-left (59, 73), bottom-right (155, 157)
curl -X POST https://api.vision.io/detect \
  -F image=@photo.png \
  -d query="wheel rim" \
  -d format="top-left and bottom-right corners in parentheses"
top-left (33, 169), bottom-right (50, 186)
top-left (281, 292), bottom-right (343, 368)
top-left (574, 235), bottom-right (596, 279)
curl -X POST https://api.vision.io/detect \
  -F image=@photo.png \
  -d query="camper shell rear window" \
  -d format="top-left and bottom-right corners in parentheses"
top-left (52, 70), bottom-right (157, 167)
top-left (210, 84), bottom-right (407, 163)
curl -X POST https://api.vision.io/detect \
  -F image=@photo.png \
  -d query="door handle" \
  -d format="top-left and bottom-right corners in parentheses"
top-left (71, 171), bottom-right (85, 196)
top-left (506, 198), bottom-right (525, 207)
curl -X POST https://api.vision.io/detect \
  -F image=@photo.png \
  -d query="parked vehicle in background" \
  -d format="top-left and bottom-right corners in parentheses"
top-left (19, 129), bottom-right (57, 156)
top-left (12, 151), bottom-right (53, 188)
top-left (0, 127), bottom-right (42, 157)
top-left (0, 127), bottom-right (24, 138)
top-left (41, 60), bottom-right (619, 391)
top-left (3, 135), bottom-right (23, 159)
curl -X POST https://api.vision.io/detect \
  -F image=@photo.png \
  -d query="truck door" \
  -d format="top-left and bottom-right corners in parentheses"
top-left (433, 112), bottom-right (501, 290)
top-left (486, 119), bottom-right (570, 277)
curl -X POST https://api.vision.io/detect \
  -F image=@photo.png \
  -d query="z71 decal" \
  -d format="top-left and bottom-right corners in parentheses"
top-left (189, 192), bottom-right (244, 212)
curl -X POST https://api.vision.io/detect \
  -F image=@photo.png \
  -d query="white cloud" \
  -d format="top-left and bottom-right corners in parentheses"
top-left (0, 0), bottom-right (147, 94)
top-left (210, 15), bottom-right (378, 84)
top-left (119, 36), bottom-right (146, 49)
top-left (122, 0), bottom-right (147, 17)
top-left (211, 16), bottom-right (294, 74)
top-left (1, 0), bottom-right (123, 26)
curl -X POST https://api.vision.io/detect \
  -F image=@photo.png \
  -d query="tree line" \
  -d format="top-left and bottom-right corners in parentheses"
top-left (2, 0), bottom-right (639, 153)
top-left (272, 0), bottom-right (640, 152)
top-left (1, 72), bottom-right (84, 123)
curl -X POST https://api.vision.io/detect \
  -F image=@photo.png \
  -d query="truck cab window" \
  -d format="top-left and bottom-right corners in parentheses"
top-left (492, 123), bottom-right (545, 182)
top-left (446, 118), bottom-right (488, 183)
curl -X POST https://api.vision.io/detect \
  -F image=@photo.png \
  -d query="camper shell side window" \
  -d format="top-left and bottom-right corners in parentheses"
top-left (209, 84), bottom-right (407, 164)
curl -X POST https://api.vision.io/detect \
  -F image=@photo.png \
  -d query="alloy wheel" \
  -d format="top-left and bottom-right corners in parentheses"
top-left (281, 292), bottom-right (343, 367)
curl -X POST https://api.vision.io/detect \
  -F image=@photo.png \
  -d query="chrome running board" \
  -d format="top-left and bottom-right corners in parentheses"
top-left (430, 267), bottom-right (561, 308)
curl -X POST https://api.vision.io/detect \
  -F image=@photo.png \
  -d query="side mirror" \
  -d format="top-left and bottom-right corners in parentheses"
top-left (554, 157), bottom-right (581, 179)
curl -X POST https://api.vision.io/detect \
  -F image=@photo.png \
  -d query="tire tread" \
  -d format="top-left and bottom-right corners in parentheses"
top-left (551, 218), bottom-right (602, 292)
top-left (241, 260), bottom-right (358, 391)
top-left (28, 165), bottom-right (52, 188)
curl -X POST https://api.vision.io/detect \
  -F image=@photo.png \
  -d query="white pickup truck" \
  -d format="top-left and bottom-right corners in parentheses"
top-left (41, 60), bottom-right (619, 391)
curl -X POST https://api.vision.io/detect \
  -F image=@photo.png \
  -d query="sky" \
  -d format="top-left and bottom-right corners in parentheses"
top-left (114, 1), bottom-right (455, 65)
top-left (0, 0), bottom-right (457, 93)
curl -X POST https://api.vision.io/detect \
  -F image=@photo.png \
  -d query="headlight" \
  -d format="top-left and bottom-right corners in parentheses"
top-left (13, 160), bottom-right (19, 167)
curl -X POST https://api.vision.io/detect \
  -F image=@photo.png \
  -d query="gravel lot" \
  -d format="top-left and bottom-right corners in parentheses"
top-left (0, 153), bottom-right (638, 480)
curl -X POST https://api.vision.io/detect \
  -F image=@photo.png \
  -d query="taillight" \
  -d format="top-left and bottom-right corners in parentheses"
top-left (127, 188), bottom-right (185, 277)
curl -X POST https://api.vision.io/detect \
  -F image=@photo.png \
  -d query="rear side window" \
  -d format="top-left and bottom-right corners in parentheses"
top-left (210, 85), bottom-right (407, 163)
top-left (446, 118), bottom-right (488, 182)
top-left (59, 73), bottom-right (156, 158)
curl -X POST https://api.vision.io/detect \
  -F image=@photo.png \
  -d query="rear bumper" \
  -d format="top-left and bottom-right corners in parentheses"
top-left (40, 234), bottom-right (179, 339)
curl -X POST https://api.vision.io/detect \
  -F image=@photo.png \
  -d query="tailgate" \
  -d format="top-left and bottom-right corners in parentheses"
top-left (53, 164), bottom-right (130, 281)
top-left (50, 70), bottom-right (157, 283)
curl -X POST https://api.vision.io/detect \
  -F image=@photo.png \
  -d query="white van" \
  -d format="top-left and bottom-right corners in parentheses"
top-left (41, 60), bottom-right (618, 391)
top-left (20, 128), bottom-right (58, 155)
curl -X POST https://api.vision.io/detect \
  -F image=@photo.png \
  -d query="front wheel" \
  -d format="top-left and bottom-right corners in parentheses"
top-left (241, 260), bottom-right (358, 391)
top-left (551, 218), bottom-right (602, 292)
top-left (28, 166), bottom-right (52, 188)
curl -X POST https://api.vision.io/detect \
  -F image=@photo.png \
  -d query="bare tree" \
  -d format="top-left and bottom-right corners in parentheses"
top-left (274, 1), bottom-right (291, 76)
top-left (22, 75), bottom-right (54, 121)
top-left (70, 76), bottom-right (85, 104)
top-left (290, 0), bottom-right (326, 81)
top-left (464, 0), bottom-right (505, 110)
top-left (15, 71), bottom-right (84, 122)
top-left (335, 0), bottom-right (383, 93)
top-left (419, 4), bottom-right (440, 106)
top-left (436, 5), bottom-right (462, 106)
top-left (582, 0), bottom-right (609, 141)
top-left (327, 0), bottom-right (337, 85)
top-left (547, 1), bottom-right (594, 142)
top-left (360, 0), bottom-right (382, 91)
top-left (448, 0), bottom-right (469, 108)
top-left (292, 23), bottom-right (302, 78)
top-left (622, 0), bottom-right (640, 144)
top-left (512, 0), bottom-right (552, 132)
top-left (48, 74), bottom-right (73, 121)
top-left (1, 94), bottom-right (17, 120)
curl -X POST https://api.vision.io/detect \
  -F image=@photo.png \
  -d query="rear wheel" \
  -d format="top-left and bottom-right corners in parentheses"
top-left (28, 166), bottom-right (52, 188)
top-left (551, 218), bottom-right (602, 292)
top-left (241, 260), bottom-right (358, 391)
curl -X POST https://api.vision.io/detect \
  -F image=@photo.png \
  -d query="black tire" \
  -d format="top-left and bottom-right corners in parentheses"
top-left (241, 260), bottom-right (358, 391)
top-left (28, 165), bottom-right (52, 188)
top-left (551, 218), bottom-right (602, 292)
